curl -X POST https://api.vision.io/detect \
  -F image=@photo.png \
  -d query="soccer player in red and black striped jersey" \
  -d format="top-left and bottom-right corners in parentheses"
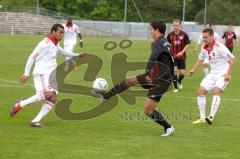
top-left (222, 25), bottom-right (236, 53)
top-left (167, 19), bottom-right (190, 92)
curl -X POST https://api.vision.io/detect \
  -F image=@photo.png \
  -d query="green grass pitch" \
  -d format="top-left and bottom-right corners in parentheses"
top-left (0, 34), bottom-right (240, 159)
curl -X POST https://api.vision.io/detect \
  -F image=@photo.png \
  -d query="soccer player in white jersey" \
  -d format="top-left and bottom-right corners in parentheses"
top-left (63, 16), bottom-right (83, 71)
top-left (188, 28), bottom-right (235, 125)
top-left (10, 24), bottom-right (86, 127)
top-left (194, 23), bottom-right (222, 76)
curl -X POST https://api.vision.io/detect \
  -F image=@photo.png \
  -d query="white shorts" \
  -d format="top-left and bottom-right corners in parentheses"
top-left (200, 73), bottom-right (229, 92)
top-left (203, 58), bottom-right (209, 64)
top-left (33, 74), bottom-right (58, 95)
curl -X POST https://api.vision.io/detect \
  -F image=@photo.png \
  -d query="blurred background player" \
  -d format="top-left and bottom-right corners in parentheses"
top-left (93, 19), bottom-right (175, 136)
top-left (167, 19), bottom-right (190, 92)
top-left (222, 25), bottom-right (237, 53)
top-left (188, 28), bottom-right (235, 125)
top-left (10, 24), bottom-right (85, 127)
top-left (194, 23), bottom-right (222, 76)
top-left (63, 16), bottom-right (83, 71)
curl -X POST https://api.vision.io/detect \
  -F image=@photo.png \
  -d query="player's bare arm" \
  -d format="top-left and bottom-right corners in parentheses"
top-left (176, 44), bottom-right (190, 57)
top-left (225, 57), bottom-right (235, 81)
top-left (79, 52), bottom-right (87, 57)
top-left (188, 59), bottom-right (203, 76)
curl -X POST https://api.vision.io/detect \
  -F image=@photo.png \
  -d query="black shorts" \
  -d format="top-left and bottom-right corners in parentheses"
top-left (136, 74), bottom-right (171, 102)
top-left (174, 59), bottom-right (186, 69)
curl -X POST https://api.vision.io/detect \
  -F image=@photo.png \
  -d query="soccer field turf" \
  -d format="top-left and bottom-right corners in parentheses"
top-left (0, 34), bottom-right (239, 159)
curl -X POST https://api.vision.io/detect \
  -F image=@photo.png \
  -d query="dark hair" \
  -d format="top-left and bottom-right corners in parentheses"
top-left (202, 28), bottom-right (214, 36)
top-left (150, 19), bottom-right (166, 34)
top-left (51, 24), bottom-right (64, 33)
top-left (204, 23), bottom-right (212, 28)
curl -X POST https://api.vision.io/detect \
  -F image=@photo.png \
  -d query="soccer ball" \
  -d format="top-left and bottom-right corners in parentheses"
top-left (92, 78), bottom-right (108, 91)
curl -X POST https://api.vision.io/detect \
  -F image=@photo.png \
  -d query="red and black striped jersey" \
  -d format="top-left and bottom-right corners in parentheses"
top-left (222, 31), bottom-right (236, 48)
top-left (167, 30), bottom-right (190, 60)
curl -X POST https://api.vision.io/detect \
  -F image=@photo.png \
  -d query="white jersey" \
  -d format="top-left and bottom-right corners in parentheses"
top-left (197, 32), bottom-right (221, 44)
top-left (199, 40), bottom-right (234, 75)
top-left (24, 35), bottom-right (78, 76)
top-left (63, 23), bottom-right (80, 45)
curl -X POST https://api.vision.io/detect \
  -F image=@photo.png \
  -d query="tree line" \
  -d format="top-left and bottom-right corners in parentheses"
top-left (0, 0), bottom-right (240, 25)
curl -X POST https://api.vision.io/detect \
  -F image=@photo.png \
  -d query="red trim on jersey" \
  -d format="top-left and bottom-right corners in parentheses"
top-left (47, 35), bottom-right (58, 46)
top-left (66, 22), bottom-right (73, 28)
top-left (203, 39), bottom-right (216, 54)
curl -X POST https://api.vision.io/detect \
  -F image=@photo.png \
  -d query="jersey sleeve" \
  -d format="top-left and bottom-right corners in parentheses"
top-left (219, 44), bottom-right (235, 61)
top-left (198, 47), bottom-right (206, 61)
top-left (167, 33), bottom-right (171, 43)
top-left (222, 32), bottom-right (226, 39)
top-left (76, 25), bottom-right (80, 34)
top-left (57, 44), bottom-right (79, 57)
top-left (23, 45), bottom-right (40, 76)
top-left (184, 33), bottom-right (190, 44)
top-left (233, 32), bottom-right (237, 39)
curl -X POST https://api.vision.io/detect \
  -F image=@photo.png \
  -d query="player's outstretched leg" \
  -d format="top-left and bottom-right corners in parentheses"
top-left (10, 93), bottom-right (42, 117)
top-left (92, 77), bottom-right (139, 100)
top-left (30, 91), bottom-right (56, 128)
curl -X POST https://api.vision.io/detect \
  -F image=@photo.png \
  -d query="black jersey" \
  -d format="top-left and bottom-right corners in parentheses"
top-left (145, 35), bottom-right (174, 81)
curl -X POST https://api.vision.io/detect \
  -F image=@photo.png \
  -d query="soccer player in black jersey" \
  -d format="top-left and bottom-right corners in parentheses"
top-left (167, 19), bottom-right (190, 92)
top-left (93, 19), bottom-right (175, 136)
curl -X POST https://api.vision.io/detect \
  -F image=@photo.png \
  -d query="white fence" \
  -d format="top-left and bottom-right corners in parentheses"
top-left (76, 20), bottom-right (240, 42)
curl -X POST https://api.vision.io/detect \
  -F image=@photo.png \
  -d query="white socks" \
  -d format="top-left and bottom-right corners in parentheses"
top-left (31, 102), bottom-right (53, 123)
top-left (197, 95), bottom-right (206, 118)
top-left (20, 93), bottom-right (43, 107)
top-left (209, 95), bottom-right (221, 118)
top-left (197, 95), bottom-right (221, 119)
top-left (204, 68), bottom-right (209, 76)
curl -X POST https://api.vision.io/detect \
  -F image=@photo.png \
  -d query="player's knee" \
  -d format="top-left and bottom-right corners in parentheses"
top-left (197, 88), bottom-right (206, 96)
top-left (144, 107), bottom-right (150, 114)
top-left (212, 88), bottom-right (222, 96)
top-left (43, 91), bottom-right (57, 104)
top-left (124, 77), bottom-right (137, 86)
top-left (144, 105), bottom-right (154, 114)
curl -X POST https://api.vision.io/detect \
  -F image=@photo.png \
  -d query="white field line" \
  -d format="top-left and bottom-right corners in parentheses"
top-left (0, 78), bottom-right (33, 88)
top-left (0, 78), bottom-right (240, 102)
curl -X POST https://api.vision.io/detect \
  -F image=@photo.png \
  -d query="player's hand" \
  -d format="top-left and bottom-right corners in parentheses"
top-left (224, 73), bottom-right (231, 81)
top-left (176, 51), bottom-right (183, 58)
top-left (79, 52), bottom-right (87, 57)
top-left (20, 75), bottom-right (29, 84)
top-left (187, 69), bottom-right (194, 76)
top-left (79, 41), bottom-right (83, 48)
